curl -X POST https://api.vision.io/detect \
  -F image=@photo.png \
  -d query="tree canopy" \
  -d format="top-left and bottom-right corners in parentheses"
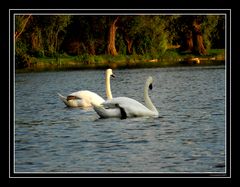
top-left (15, 14), bottom-right (225, 68)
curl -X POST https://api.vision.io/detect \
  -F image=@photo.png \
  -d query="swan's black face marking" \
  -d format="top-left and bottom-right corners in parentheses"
top-left (111, 74), bottom-right (116, 78)
top-left (115, 104), bottom-right (127, 119)
top-left (149, 83), bottom-right (153, 90)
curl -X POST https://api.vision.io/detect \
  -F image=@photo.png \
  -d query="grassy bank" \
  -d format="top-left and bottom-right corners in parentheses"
top-left (16, 49), bottom-right (225, 73)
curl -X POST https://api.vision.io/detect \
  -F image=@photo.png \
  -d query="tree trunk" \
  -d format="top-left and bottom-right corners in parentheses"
top-left (15, 15), bottom-right (32, 41)
top-left (192, 22), bottom-right (207, 55)
top-left (186, 33), bottom-right (193, 52)
top-left (125, 37), bottom-right (133, 55)
top-left (107, 17), bottom-right (119, 56)
top-left (181, 31), bottom-right (193, 52)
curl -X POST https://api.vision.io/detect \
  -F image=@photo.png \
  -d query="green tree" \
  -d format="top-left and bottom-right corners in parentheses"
top-left (40, 15), bottom-right (71, 57)
top-left (129, 15), bottom-right (169, 57)
top-left (15, 15), bottom-right (32, 41)
top-left (15, 14), bottom-right (225, 69)
top-left (169, 15), bottom-right (225, 55)
top-left (201, 15), bottom-right (225, 49)
top-left (61, 15), bottom-right (108, 55)
top-left (15, 15), bottom-right (33, 68)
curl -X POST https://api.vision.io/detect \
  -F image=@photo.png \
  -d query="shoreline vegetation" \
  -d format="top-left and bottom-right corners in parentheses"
top-left (16, 49), bottom-right (225, 73)
top-left (15, 15), bottom-right (225, 73)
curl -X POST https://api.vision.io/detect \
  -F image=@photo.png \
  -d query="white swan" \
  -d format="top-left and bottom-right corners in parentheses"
top-left (57, 68), bottom-right (115, 108)
top-left (92, 76), bottom-right (159, 119)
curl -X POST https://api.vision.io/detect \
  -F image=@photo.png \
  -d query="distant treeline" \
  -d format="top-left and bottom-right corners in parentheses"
top-left (15, 15), bottom-right (225, 68)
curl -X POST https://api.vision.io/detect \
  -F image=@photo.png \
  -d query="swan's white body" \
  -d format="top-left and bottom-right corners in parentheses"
top-left (57, 91), bottom-right (105, 108)
top-left (92, 76), bottom-right (159, 118)
top-left (58, 69), bottom-right (114, 108)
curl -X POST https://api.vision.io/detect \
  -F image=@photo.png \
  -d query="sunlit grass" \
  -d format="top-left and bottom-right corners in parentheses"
top-left (16, 49), bottom-right (225, 72)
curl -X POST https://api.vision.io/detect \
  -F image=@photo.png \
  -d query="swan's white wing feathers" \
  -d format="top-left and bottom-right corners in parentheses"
top-left (103, 97), bottom-right (144, 107)
top-left (102, 97), bottom-right (155, 117)
top-left (69, 90), bottom-right (104, 102)
top-left (58, 90), bottom-right (105, 107)
top-left (92, 105), bottom-right (122, 118)
top-left (68, 90), bottom-right (105, 107)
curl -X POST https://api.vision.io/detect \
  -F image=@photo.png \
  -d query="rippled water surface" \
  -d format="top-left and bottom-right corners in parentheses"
top-left (14, 66), bottom-right (226, 173)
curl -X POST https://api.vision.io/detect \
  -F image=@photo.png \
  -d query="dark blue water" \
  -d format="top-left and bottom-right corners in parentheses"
top-left (14, 66), bottom-right (226, 173)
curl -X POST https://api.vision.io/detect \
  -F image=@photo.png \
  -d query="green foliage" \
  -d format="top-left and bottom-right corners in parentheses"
top-left (116, 33), bottom-right (127, 55)
top-left (201, 15), bottom-right (222, 50)
top-left (15, 14), bottom-right (225, 69)
top-left (15, 40), bottom-right (30, 68)
top-left (128, 16), bottom-right (170, 56)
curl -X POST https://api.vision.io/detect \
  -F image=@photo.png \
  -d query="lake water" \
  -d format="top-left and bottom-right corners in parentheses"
top-left (14, 66), bottom-right (226, 174)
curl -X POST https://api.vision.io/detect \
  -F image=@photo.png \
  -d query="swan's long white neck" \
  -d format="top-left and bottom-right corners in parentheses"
top-left (144, 78), bottom-right (158, 115)
top-left (106, 71), bottom-right (113, 99)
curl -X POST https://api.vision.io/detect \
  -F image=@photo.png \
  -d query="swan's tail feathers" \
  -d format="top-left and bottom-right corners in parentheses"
top-left (91, 101), bottom-right (123, 119)
top-left (57, 93), bottom-right (66, 100)
top-left (57, 93), bottom-right (70, 106)
top-left (91, 102), bottom-right (107, 118)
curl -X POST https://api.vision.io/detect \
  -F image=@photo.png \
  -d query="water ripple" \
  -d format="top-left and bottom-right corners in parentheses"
top-left (14, 67), bottom-right (226, 173)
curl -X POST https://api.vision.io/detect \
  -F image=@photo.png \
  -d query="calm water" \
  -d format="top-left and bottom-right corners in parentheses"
top-left (14, 66), bottom-right (226, 173)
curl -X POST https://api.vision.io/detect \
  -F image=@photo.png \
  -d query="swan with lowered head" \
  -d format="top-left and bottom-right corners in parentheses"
top-left (92, 76), bottom-right (159, 119)
top-left (57, 68), bottom-right (115, 108)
